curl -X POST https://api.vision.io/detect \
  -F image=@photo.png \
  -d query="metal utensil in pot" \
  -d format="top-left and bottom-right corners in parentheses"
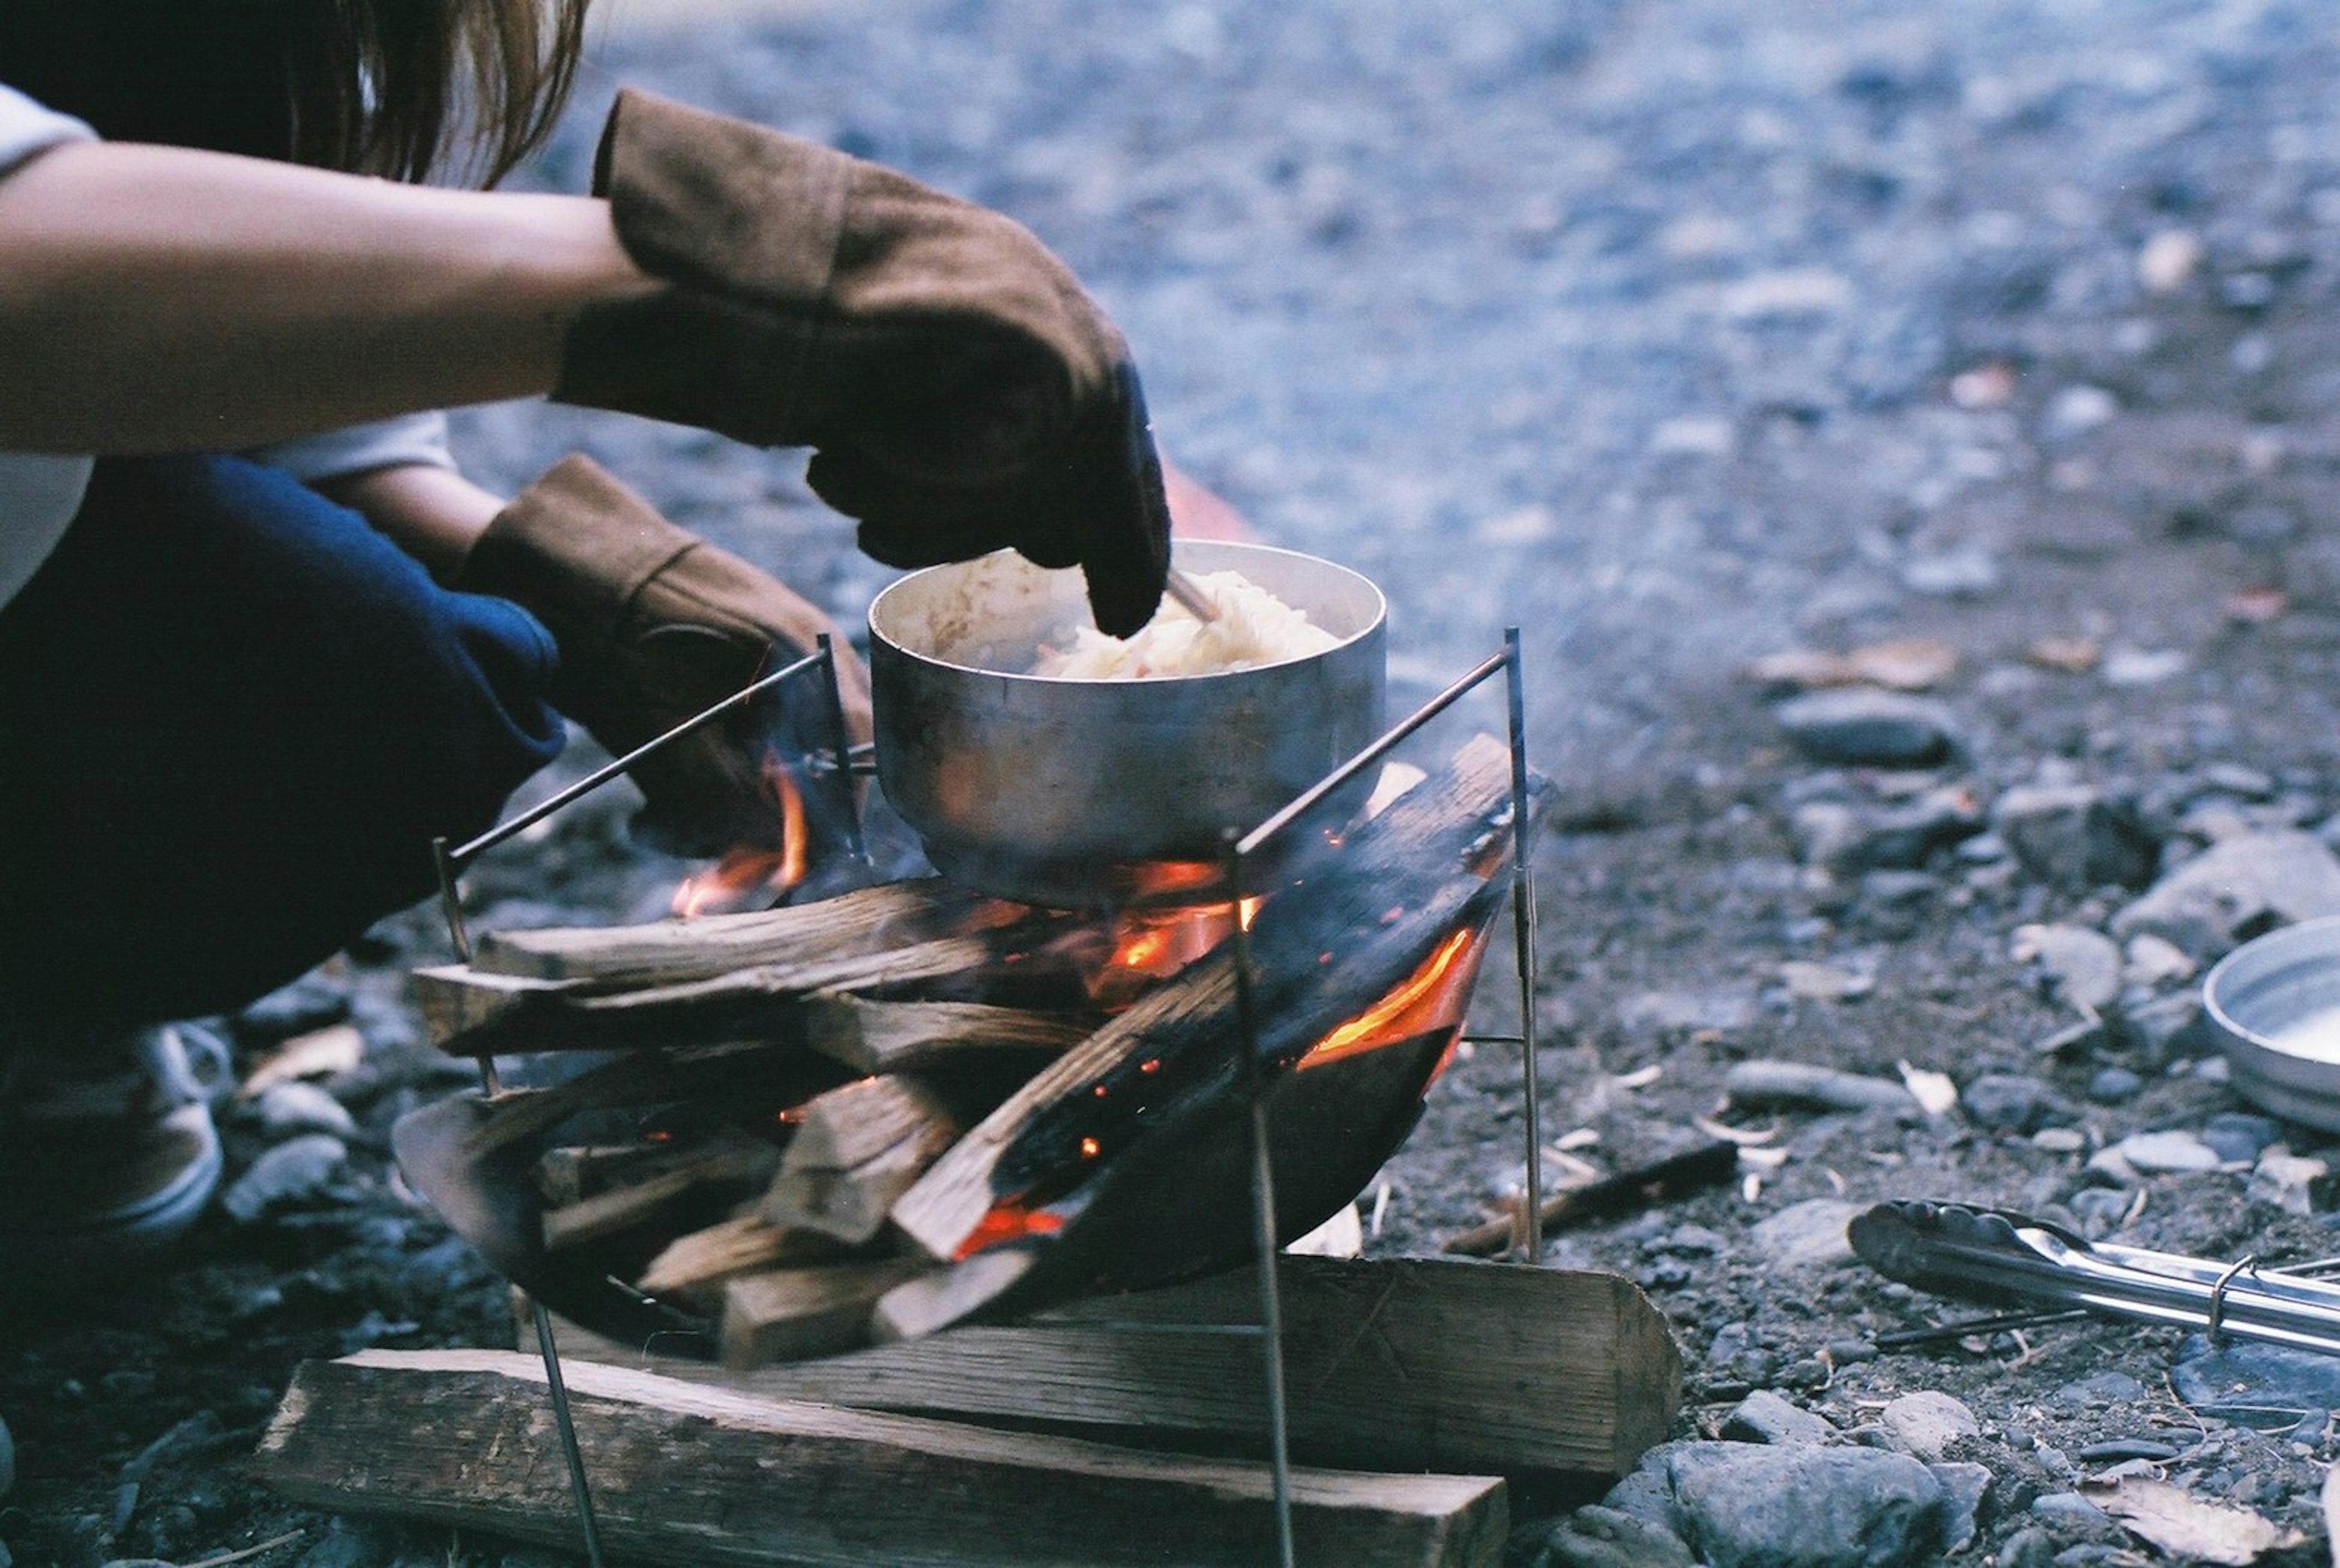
top-left (867, 541), bottom-right (1387, 907)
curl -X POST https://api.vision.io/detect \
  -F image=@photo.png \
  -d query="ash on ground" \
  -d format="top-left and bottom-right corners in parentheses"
top-left (14, 2), bottom-right (2340, 1565)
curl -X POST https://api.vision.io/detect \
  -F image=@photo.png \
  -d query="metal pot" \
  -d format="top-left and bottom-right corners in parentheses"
top-left (868, 540), bottom-right (1387, 907)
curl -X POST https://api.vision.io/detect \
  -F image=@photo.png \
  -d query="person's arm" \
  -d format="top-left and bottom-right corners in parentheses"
top-left (317, 463), bottom-right (503, 581)
top-left (0, 140), bottom-right (653, 455)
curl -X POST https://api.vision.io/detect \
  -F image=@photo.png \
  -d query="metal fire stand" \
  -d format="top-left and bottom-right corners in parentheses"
top-left (422, 627), bottom-right (1545, 1568)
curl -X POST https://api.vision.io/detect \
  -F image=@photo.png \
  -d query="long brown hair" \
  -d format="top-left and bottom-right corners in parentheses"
top-left (0, 0), bottom-right (593, 186)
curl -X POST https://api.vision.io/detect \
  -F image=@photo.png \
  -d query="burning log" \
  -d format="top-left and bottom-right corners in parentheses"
top-left (718, 1257), bottom-right (935, 1368)
top-left (569, 1257), bottom-right (1680, 1482)
top-left (801, 993), bottom-right (1099, 1074)
top-left (255, 1350), bottom-right (1509, 1567)
top-left (466, 1040), bottom-right (850, 1160)
top-left (759, 1074), bottom-right (963, 1246)
top-left (888, 735), bottom-right (1532, 1300)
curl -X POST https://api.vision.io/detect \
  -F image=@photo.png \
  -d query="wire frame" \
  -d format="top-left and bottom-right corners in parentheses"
top-left (416, 628), bottom-right (1542, 1568)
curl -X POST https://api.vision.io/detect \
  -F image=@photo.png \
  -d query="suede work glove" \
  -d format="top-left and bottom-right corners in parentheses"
top-left (460, 454), bottom-right (873, 858)
top-left (555, 89), bottom-right (1172, 637)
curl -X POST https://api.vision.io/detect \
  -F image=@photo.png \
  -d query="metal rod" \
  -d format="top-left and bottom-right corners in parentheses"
top-left (1504, 629), bottom-right (1542, 1264)
top-left (1238, 647), bottom-right (1511, 861)
top-left (814, 633), bottom-right (870, 868)
top-left (445, 647), bottom-right (829, 870)
top-left (431, 834), bottom-right (472, 965)
top-left (529, 1296), bottom-right (610, 1568)
top-left (1227, 829), bottom-right (1297, 1568)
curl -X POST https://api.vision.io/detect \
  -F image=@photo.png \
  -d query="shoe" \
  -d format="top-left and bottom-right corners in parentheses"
top-left (0, 1024), bottom-right (229, 1277)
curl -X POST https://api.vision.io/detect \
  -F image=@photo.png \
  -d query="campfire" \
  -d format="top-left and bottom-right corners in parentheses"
top-left (397, 732), bottom-right (1542, 1366)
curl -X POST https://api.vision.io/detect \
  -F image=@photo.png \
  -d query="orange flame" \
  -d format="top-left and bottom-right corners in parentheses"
top-left (671, 760), bottom-right (808, 919)
top-left (1298, 926), bottom-right (1485, 1071)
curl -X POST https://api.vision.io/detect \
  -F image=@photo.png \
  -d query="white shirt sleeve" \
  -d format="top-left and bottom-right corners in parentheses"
top-left (246, 411), bottom-right (459, 484)
top-left (0, 83), bottom-right (95, 172)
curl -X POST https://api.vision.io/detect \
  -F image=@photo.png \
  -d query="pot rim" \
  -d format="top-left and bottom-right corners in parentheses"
top-left (866, 540), bottom-right (1388, 684)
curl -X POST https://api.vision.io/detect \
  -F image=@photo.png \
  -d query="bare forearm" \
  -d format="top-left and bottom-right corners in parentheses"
top-left (319, 464), bottom-right (505, 581)
top-left (0, 141), bottom-right (650, 453)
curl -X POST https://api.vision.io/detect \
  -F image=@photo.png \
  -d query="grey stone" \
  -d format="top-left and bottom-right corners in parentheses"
top-left (1538, 1504), bottom-right (1697, 1568)
top-left (1963, 1073), bottom-right (2062, 1132)
top-left (250, 1081), bottom-right (360, 1142)
top-left (1992, 784), bottom-right (2159, 892)
top-left (2012, 923), bottom-right (2124, 1013)
top-left (1663, 1441), bottom-right (1952, 1568)
top-left (2066, 1187), bottom-right (2133, 1230)
top-left (2085, 1066), bottom-right (2143, 1104)
top-left (2049, 1372), bottom-right (2147, 1409)
top-left (2119, 990), bottom-right (2207, 1060)
top-left (1721, 1389), bottom-right (1838, 1446)
top-left (1879, 1391), bottom-right (1979, 1460)
top-left (2173, 1335), bottom-right (2340, 1411)
top-left (1773, 689), bottom-right (1962, 768)
top-left (2110, 831), bottom-right (2340, 957)
top-left (2111, 1129), bottom-right (2222, 1174)
top-left (1998, 1525), bottom-right (2060, 1568)
top-left (1930, 1461), bottom-right (1991, 1552)
top-left (2206, 1112), bottom-right (2282, 1155)
top-left (1618, 987), bottom-right (1758, 1038)
top-left (2030, 1491), bottom-right (2112, 1527)
top-left (221, 1133), bottom-right (349, 1224)
top-left (0, 1410), bottom-right (11, 1500)
top-left (2249, 1146), bottom-right (2330, 1215)
top-left (1750, 1199), bottom-right (1862, 1271)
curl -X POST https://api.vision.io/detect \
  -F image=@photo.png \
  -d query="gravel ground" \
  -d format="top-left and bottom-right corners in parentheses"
top-left (15, 1), bottom-right (2340, 1563)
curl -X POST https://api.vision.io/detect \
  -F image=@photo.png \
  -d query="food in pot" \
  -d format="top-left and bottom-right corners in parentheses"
top-left (1032, 569), bottom-right (1341, 679)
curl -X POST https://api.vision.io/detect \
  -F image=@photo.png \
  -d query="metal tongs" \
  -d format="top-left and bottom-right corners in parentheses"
top-left (1851, 1200), bottom-right (2340, 1355)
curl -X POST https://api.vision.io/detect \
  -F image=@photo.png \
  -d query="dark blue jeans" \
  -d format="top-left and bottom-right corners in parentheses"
top-left (0, 455), bottom-right (566, 1033)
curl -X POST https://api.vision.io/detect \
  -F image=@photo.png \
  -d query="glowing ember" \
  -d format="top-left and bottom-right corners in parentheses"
top-left (955, 1201), bottom-right (1065, 1260)
top-left (1299, 927), bottom-right (1486, 1072)
top-left (670, 761), bottom-right (809, 918)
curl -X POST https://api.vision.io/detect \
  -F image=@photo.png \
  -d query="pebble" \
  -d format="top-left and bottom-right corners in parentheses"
top-left (1538, 1503), bottom-right (1695, 1568)
top-left (1997, 1525), bottom-right (2060, 1568)
top-left (250, 1080), bottom-right (361, 1142)
top-left (1749, 1199), bottom-right (1863, 1271)
top-left (0, 1410), bottom-right (11, 1500)
top-left (2029, 1490), bottom-right (2112, 1527)
top-left (1772, 689), bottom-right (1963, 768)
top-left (221, 1134), bottom-right (349, 1224)
top-left (2249, 1147), bottom-right (2329, 1216)
top-left (2172, 1335), bottom-right (2340, 1413)
top-left (2110, 829), bottom-right (2340, 957)
top-left (1879, 1391), bottom-right (1979, 1461)
top-left (2204, 1112), bottom-right (2282, 1157)
top-left (2076, 1438), bottom-right (2180, 1463)
top-left (2122, 932), bottom-right (2196, 990)
top-left (1963, 1073), bottom-right (2062, 1133)
top-left (1722, 1389), bottom-right (1838, 1446)
top-left (2111, 1130), bottom-right (2222, 1174)
top-left (2033, 1126), bottom-right (2088, 1154)
top-left (1991, 784), bottom-right (2160, 893)
top-left (2010, 923), bottom-right (2123, 1014)
top-left (2085, 1067), bottom-right (2143, 1104)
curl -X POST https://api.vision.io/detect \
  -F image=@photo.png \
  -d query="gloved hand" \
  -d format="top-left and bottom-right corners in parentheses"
top-left (556, 89), bottom-right (1172, 637)
top-left (458, 454), bottom-right (873, 858)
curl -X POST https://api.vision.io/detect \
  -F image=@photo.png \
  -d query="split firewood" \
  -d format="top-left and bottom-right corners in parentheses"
top-left (718, 1257), bottom-right (934, 1368)
top-left (466, 877), bottom-right (1006, 984)
top-left (257, 1350), bottom-right (1509, 1567)
top-left (759, 1074), bottom-right (963, 1246)
top-left (467, 1040), bottom-right (851, 1161)
top-left (801, 993), bottom-right (1100, 1075)
top-left (890, 734), bottom-right (1533, 1272)
top-left (634, 1215), bottom-right (851, 1314)
top-left (536, 1143), bottom-right (678, 1208)
top-left (540, 1137), bottom-right (780, 1255)
top-left (413, 935), bottom-right (1002, 1055)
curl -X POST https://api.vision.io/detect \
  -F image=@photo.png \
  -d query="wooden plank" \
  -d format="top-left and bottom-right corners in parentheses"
top-left (467, 878), bottom-right (997, 984)
top-left (569, 1257), bottom-right (1679, 1481)
top-left (803, 995), bottom-right (1099, 1075)
top-left (890, 736), bottom-right (1527, 1266)
top-left (255, 1349), bottom-right (1508, 1568)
